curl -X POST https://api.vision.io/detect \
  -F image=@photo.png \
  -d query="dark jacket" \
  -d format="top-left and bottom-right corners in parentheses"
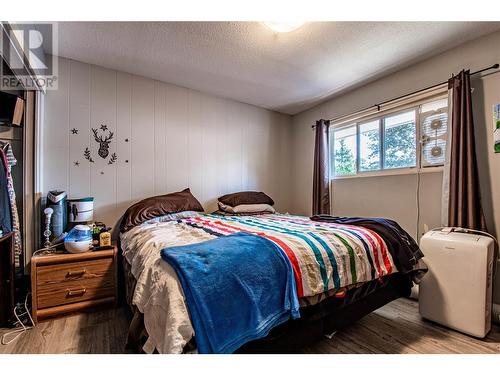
top-left (0, 149), bottom-right (12, 234)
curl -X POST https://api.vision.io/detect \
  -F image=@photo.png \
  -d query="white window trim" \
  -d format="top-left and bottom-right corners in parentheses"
top-left (330, 85), bottom-right (448, 180)
top-left (332, 165), bottom-right (443, 180)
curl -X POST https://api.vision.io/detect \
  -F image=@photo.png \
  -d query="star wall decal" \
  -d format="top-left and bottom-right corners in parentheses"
top-left (71, 128), bottom-right (78, 134)
top-left (100, 124), bottom-right (108, 131)
top-left (74, 161), bottom-right (80, 166)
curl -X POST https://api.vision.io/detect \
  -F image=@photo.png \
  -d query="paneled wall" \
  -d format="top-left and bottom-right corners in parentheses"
top-left (42, 57), bottom-right (292, 227)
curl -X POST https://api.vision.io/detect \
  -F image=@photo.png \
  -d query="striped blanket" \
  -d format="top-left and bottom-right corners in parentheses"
top-left (181, 214), bottom-right (397, 298)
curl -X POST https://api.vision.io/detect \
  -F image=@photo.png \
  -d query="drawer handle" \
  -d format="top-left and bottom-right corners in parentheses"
top-left (67, 269), bottom-right (86, 277)
top-left (67, 288), bottom-right (86, 297)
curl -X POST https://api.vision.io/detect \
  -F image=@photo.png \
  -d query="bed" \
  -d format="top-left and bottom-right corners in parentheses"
top-left (119, 208), bottom-right (426, 354)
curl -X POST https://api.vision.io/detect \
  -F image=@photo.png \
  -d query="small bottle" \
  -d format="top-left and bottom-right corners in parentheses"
top-left (92, 225), bottom-right (100, 247)
top-left (99, 231), bottom-right (111, 247)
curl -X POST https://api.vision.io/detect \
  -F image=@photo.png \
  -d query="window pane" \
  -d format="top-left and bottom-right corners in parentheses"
top-left (359, 120), bottom-right (380, 171)
top-left (383, 110), bottom-right (416, 169)
top-left (333, 125), bottom-right (357, 175)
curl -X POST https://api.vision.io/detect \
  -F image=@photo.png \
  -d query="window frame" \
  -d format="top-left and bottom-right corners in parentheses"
top-left (331, 122), bottom-right (358, 177)
top-left (357, 117), bottom-right (382, 173)
top-left (381, 106), bottom-right (419, 171)
top-left (329, 93), bottom-right (448, 180)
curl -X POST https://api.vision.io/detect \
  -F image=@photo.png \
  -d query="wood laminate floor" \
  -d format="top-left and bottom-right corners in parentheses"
top-left (0, 306), bottom-right (132, 354)
top-left (1, 298), bottom-right (499, 354)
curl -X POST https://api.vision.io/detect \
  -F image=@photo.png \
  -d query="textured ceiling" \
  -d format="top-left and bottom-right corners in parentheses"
top-left (52, 22), bottom-right (500, 115)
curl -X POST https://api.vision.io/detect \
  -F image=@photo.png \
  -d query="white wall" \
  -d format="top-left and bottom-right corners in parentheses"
top-left (289, 30), bottom-right (500, 305)
top-left (332, 172), bottom-right (443, 239)
top-left (290, 30), bottom-right (500, 242)
top-left (42, 57), bottom-right (292, 227)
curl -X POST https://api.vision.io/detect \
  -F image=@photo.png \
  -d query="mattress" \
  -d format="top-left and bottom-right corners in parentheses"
top-left (119, 213), bottom-right (423, 353)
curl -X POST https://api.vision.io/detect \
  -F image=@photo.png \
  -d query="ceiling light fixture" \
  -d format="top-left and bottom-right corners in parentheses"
top-left (263, 22), bottom-right (305, 33)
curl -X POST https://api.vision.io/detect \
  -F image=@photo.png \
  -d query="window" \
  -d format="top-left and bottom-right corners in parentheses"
top-left (330, 98), bottom-right (448, 177)
top-left (359, 120), bottom-right (380, 172)
top-left (332, 125), bottom-right (356, 176)
top-left (383, 110), bottom-right (416, 169)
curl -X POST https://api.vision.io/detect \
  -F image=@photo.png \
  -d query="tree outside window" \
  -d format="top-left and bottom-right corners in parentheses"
top-left (331, 109), bottom-right (417, 176)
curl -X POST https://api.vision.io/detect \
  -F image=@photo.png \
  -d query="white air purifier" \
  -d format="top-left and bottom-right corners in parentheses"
top-left (419, 229), bottom-right (495, 338)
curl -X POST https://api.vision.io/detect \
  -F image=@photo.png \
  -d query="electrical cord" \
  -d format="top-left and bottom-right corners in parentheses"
top-left (416, 168), bottom-right (421, 240)
top-left (32, 247), bottom-right (59, 257)
top-left (429, 226), bottom-right (498, 246)
top-left (428, 226), bottom-right (499, 277)
top-left (1, 293), bottom-right (35, 345)
top-left (32, 243), bottom-right (66, 257)
top-left (453, 227), bottom-right (499, 277)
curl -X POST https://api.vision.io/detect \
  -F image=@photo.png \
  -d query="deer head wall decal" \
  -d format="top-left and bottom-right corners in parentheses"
top-left (92, 127), bottom-right (114, 159)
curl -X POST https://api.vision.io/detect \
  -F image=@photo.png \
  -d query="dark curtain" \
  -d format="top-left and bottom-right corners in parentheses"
top-left (447, 70), bottom-right (487, 231)
top-left (312, 119), bottom-right (330, 215)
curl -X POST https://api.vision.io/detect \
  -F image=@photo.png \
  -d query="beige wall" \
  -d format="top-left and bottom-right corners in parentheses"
top-left (42, 57), bottom-right (292, 227)
top-left (472, 71), bottom-right (500, 241)
top-left (290, 29), bottom-right (500, 304)
top-left (290, 30), bottom-right (500, 241)
top-left (332, 172), bottom-right (443, 240)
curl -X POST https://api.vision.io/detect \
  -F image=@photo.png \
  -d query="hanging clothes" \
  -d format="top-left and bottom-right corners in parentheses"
top-left (0, 149), bottom-right (12, 235)
top-left (0, 141), bottom-right (22, 267)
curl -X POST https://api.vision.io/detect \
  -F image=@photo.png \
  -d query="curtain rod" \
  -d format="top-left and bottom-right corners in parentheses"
top-left (311, 63), bottom-right (499, 128)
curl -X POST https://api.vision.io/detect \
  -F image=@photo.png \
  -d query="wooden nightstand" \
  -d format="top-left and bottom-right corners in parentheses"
top-left (31, 246), bottom-right (118, 323)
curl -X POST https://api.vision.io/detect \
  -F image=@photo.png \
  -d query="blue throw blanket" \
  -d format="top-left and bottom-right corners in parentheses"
top-left (160, 232), bottom-right (300, 354)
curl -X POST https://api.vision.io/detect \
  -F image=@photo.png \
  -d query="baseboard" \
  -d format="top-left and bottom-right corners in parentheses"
top-left (493, 303), bottom-right (500, 324)
top-left (409, 284), bottom-right (419, 300)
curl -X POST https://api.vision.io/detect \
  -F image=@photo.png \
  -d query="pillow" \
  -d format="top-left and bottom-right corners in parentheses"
top-left (218, 191), bottom-right (274, 207)
top-left (218, 202), bottom-right (275, 214)
top-left (120, 188), bottom-right (204, 232)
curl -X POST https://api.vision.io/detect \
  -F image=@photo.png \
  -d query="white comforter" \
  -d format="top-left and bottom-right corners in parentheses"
top-left (120, 219), bottom-right (216, 353)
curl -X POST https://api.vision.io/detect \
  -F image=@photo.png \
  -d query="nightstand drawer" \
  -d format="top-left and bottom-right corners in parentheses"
top-left (36, 258), bottom-right (113, 286)
top-left (37, 273), bottom-right (115, 309)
